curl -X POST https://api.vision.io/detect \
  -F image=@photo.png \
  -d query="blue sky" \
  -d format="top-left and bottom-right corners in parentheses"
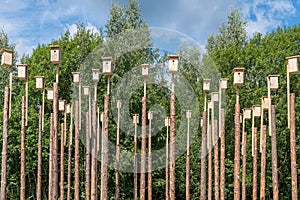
top-left (0, 0), bottom-right (299, 57)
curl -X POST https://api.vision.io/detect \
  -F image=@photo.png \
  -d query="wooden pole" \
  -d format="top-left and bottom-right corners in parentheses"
top-left (25, 79), bottom-right (28, 126)
top-left (52, 82), bottom-right (59, 200)
top-left (220, 109), bottom-right (225, 200)
top-left (186, 114), bottom-right (190, 200)
top-left (67, 104), bottom-right (73, 200)
top-left (134, 116), bottom-right (138, 200)
top-left (42, 90), bottom-right (45, 131)
top-left (241, 131), bottom-right (247, 200)
top-left (165, 118), bottom-right (169, 200)
top-left (36, 106), bottom-right (42, 200)
top-left (85, 112), bottom-right (91, 200)
top-left (267, 78), bottom-right (272, 136)
top-left (148, 113), bottom-right (152, 200)
top-left (79, 83), bottom-right (81, 130)
top-left (214, 120), bottom-right (219, 200)
top-left (287, 71), bottom-right (290, 129)
top-left (60, 122), bottom-right (65, 200)
top-left (208, 124), bottom-right (212, 200)
top-left (101, 94), bottom-right (110, 200)
top-left (116, 103), bottom-right (121, 200)
top-left (233, 102), bottom-right (241, 200)
top-left (48, 113), bottom-right (53, 200)
top-left (74, 101), bottom-right (80, 200)
top-left (0, 87), bottom-right (10, 200)
top-left (252, 127), bottom-right (258, 200)
top-left (91, 102), bottom-right (98, 200)
top-left (260, 125), bottom-right (267, 200)
top-left (9, 67), bottom-right (12, 118)
top-left (169, 93), bottom-right (176, 200)
top-left (140, 97), bottom-right (146, 200)
top-left (200, 110), bottom-right (207, 200)
top-left (271, 105), bottom-right (279, 200)
top-left (290, 93), bottom-right (298, 199)
top-left (20, 96), bottom-right (26, 200)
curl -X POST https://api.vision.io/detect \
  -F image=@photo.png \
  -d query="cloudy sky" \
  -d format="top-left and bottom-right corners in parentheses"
top-left (0, 0), bottom-right (299, 57)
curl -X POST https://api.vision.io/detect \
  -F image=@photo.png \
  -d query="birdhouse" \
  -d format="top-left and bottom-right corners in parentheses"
top-left (261, 96), bottom-right (269, 110)
top-left (141, 64), bottom-right (149, 77)
top-left (243, 108), bottom-right (251, 120)
top-left (17, 64), bottom-right (28, 80)
top-left (165, 117), bottom-right (170, 127)
top-left (72, 72), bottom-right (80, 84)
top-left (117, 100), bottom-right (122, 109)
top-left (92, 69), bottom-right (100, 83)
top-left (102, 57), bottom-right (113, 76)
top-left (286, 55), bottom-right (299, 74)
top-left (35, 76), bottom-right (45, 90)
top-left (203, 79), bottom-right (211, 92)
top-left (82, 86), bottom-right (90, 96)
top-left (59, 100), bottom-right (66, 112)
top-left (212, 92), bottom-right (219, 102)
top-left (186, 110), bottom-right (192, 119)
top-left (252, 105), bottom-right (261, 118)
top-left (233, 68), bottom-right (245, 86)
top-left (47, 88), bottom-right (54, 101)
top-left (148, 111), bottom-right (153, 120)
top-left (66, 104), bottom-right (71, 114)
top-left (268, 75), bottom-right (279, 90)
top-left (133, 115), bottom-right (139, 124)
top-left (200, 118), bottom-right (203, 127)
top-left (0, 48), bottom-right (13, 67)
top-left (50, 45), bottom-right (62, 65)
top-left (220, 78), bottom-right (229, 90)
top-left (168, 55), bottom-right (179, 73)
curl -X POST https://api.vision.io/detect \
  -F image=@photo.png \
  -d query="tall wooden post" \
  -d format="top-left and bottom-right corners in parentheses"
top-left (140, 97), bottom-right (147, 200)
top-left (170, 92), bottom-right (176, 200)
top-left (74, 101), bottom-right (80, 200)
top-left (220, 109), bottom-right (225, 200)
top-left (85, 112), bottom-right (91, 200)
top-left (186, 110), bottom-right (191, 200)
top-left (290, 93), bottom-right (298, 200)
top-left (200, 110), bottom-right (207, 200)
top-left (148, 111), bottom-right (153, 200)
top-left (271, 105), bottom-right (279, 200)
top-left (214, 120), bottom-right (219, 200)
top-left (252, 127), bottom-right (258, 200)
top-left (91, 102), bottom-right (98, 200)
top-left (0, 87), bottom-right (10, 200)
top-left (165, 117), bottom-right (170, 200)
top-left (116, 100), bottom-right (122, 200)
top-left (52, 83), bottom-right (59, 200)
top-left (36, 106), bottom-right (42, 200)
top-left (241, 131), bottom-right (247, 200)
top-left (67, 104), bottom-right (73, 200)
top-left (260, 125), bottom-right (267, 200)
top-left (20, 96), bottom-right (26, 200)
top-left (133, 114), bottom-right (139, 200)
top-left (48, 113), bottom-right (53, 200)
top-left (60, 122), bottom-right (65, 200)
top-left (208, 123), bottom-right (212, 200)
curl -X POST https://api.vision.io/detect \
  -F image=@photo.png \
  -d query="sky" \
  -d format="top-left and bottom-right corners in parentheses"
top-left (0, 0), bottom-right (299, 57)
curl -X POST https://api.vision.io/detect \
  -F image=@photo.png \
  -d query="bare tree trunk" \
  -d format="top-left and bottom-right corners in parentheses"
top-left (0, 87), bottom-right (10, 200)
top-left (148, 117), bottom-right (152, 200)
top-left (271, 105), bottom-right (279, 200)
top-left (165, 124), bottom-right (169, 200)
top-left (36, 106), bottom-right (42, 200)
top-left (101, 95), bottom-right (110, 200)
top-left (260, 125), bottom-right (267, 200)
top-left (67, 104), bottom-right (73, 200)
top-left (74, 101), bottom-right (80, 200)
top-left (252, 127), bottom-right (258, 200)
top-left (91, 102), bottom-right (98, 200)
top-left (208, 124), bottom-right (212, 200)
top-left (200, 111), bottom-right (207, 200)
top-left (220, 109), bottom-right (225, 200)
top-left (85, 112), bottom-right (91, 200)
top-left (52, 83), bottom-right (59, 200)
top-left (60, 123), bottom-right (65, 200)
top-left (241, 131), bottom-right (247, 200)
top-left (214, 120), bottom-right (219, 200)
top-left (48, 113), bottom-right (53, 200)
top-left (290, 93), bottom-right (298, 200)
top-left (20, 96), bottom-right (26, 200)
top-left (233, 104), bottom-right (241, 200)
top-left (140, 97), bottom-right (146, 200)
top-left (134, 122), bottom-right (138, 200)
top-left (169, 93), bottom-right (176, 200)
